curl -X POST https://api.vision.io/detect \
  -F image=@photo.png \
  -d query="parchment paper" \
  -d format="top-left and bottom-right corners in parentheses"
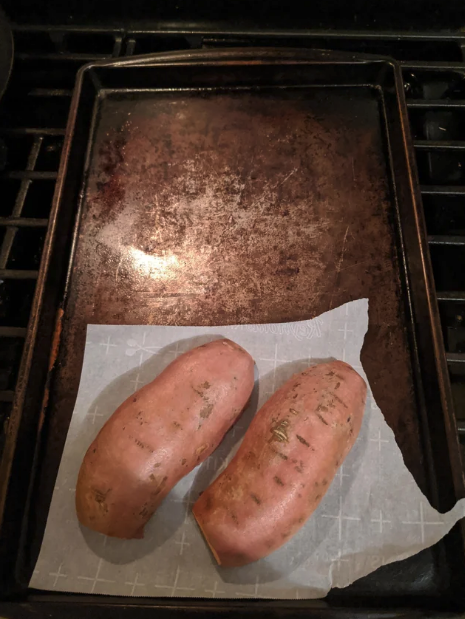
top-left (30, 299), bottom-right (465, 599)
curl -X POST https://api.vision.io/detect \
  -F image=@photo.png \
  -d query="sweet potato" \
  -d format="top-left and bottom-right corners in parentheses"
top-left (76, 338), bottom-right (254, 539)
top-left (193, 360), bottom-right (366, 567)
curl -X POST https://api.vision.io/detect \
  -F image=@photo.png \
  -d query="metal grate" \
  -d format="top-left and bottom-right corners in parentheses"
top-left (0, 26), bottom-right (464, 463)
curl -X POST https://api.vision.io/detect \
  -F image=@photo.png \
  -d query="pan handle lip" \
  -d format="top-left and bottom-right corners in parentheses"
top-left (0, 4), bottom-right (14, 102)
top-left (83, 46), bottom-right (399, 71)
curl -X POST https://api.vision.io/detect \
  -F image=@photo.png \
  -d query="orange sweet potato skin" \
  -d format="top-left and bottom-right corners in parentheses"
top-left (76, 339), bottom-right (254, 539)
top-left (193, 360), bottom-right (366, 567)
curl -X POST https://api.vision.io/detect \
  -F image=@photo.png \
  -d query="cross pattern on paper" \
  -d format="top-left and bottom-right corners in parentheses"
top-left (338, 303), bottom-right (353, 362)
top-left (77, 557), bottom-right (115, 593)
top-left (125, 572), bottom-right (145, 595)
top-left (370, 430), bottom-right (389, 452)
top-left (126, 332), bottom-right (163, 366)
top-left (260, 344), bottom-right (288, 395)
top-left (402, 502), bottom-right (444, 544)
top-left (370, 428), bottom-right (389, 485)
top-left (153, 566), bottom-right (195, 596)
top-left (371, 510), bottom-right (391, 533)
top-left (206, 455), bottom-right (228, 473)
top-left (172, 483), bottom-right (195, 507)
top-left (331, 548), bottom-right (350, 574)
top-left (130, 372), bottom-right (145, 393)
top-left (100, 336), bottom-right (117, 355)
top-left (49, 563), bottom-right (67, 588)
top-left (205, 580), bottom-right (226, 598)
top-left (87, 405), bottom-right (104, 425)
top-left (167, 341), bottom-right (182, 359)
top-left (321, 495), bottom-right (361, 541)
top-left (338, 323), bottom-right (353, 342)
top-left (175, 529), bottom-right (190, 555)
top-left (335, 463), bottom-right (350, 490)
top-left (236, 575), bottom-right (261, 597)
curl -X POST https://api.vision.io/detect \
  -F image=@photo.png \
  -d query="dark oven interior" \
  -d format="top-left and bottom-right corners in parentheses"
top-left (0, 0), bottom-right (465, 614)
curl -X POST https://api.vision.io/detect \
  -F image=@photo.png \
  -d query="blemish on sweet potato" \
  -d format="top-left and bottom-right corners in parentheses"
top-left (316, 412), bottom-right (329, 426)
top-left (296, 434), bottom-right (310, 447)
top-left (322, 478), bottom-right (328, 486)
top-left (93, 488), bottom-right (110, 504)
top-left (173, 421), bottom-right (182, 429)
top-left (196, 443), bottom-right (208, 456)
top-left (201, 381), bottom-right (211, 389)
top-left (250, 493), bottom-right (262, 505)
top-left (181, 458), bottom-right (187, 465)
top-left (274, 476), bottom-right (284, 486)
top-left (92, 489), bottom-right (110, 514)
top-left (139, 505), bottom-right (151, 518)
top-left (200, 402), bottom-right (214, 419)
top-left (335, 382), bottom-right (341, 389)
top-left (290, 408), bottom-right (300, 416)
top-left (331, 392), bottom-right (348, 409)
top-left (133, 397), bottom-right (137, 403)
top-left (270, 419), bottom-right (290, 443)
top-left (153, 462), bottom-right (161, 468)
top-left (205, 496), bottom-right (213, 511)
top-left (315, 493), bottom-right (322, 501)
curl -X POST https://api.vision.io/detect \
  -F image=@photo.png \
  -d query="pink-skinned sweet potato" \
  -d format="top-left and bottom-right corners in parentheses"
top-left (76, 338), bottom-right (254, 539)
top-left (193, 360), bottom-right (366, 567)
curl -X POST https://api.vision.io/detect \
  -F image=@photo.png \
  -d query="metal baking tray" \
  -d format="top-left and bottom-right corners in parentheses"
top-left (0, 48), bottom-right (464, 616)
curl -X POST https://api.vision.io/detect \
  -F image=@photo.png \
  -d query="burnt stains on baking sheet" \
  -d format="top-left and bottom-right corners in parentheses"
top-left (51, 88), bottom-right (422, 490)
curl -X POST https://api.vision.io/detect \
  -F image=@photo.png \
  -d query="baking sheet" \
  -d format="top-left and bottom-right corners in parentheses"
top-left (30, 299), bottom-right (465, 599)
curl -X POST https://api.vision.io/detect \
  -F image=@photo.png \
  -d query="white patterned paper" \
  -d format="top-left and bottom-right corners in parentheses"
top-left (30, 299), bottom-right (465, 598)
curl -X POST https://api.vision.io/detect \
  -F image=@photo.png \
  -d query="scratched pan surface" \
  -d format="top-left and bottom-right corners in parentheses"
top-left (2, 49), bottom-right (465, 612)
